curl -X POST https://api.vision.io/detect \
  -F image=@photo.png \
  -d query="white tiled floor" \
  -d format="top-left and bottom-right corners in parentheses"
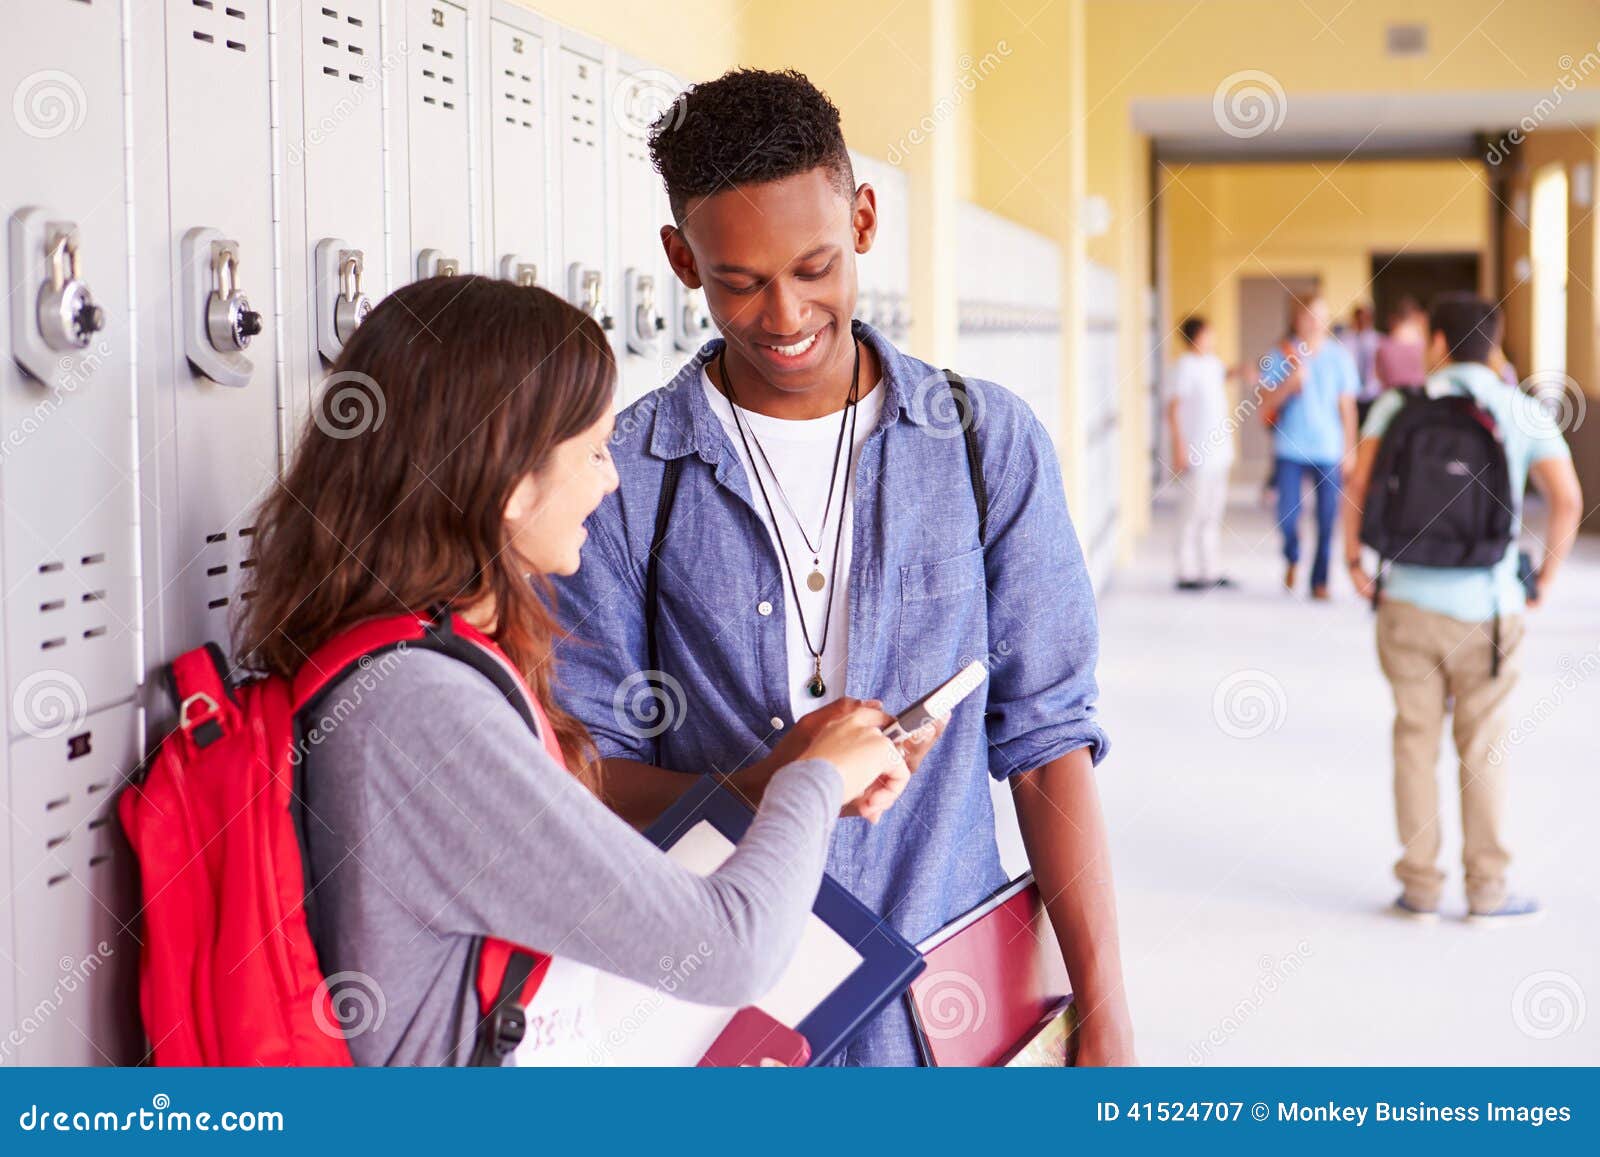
top-left (1092, 486), bottom-right (1599, 1065)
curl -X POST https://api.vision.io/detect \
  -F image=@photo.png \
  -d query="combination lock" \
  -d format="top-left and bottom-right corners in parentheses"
top-left (205, 246), bottom-right (263, 352)
top-left (334, 251), bottom-right (372, 345)
top-left (38, 230), bottom-right (106, 352)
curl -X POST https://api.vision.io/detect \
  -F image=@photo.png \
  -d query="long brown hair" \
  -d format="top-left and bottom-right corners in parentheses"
top-left (236, 275), bottom-right (614, 786)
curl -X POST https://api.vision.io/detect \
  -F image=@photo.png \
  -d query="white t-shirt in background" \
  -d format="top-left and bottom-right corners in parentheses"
top-left (701, 369), bottom-right (884, 726)
top-left (1163, 352), bottom-right (1235, 472)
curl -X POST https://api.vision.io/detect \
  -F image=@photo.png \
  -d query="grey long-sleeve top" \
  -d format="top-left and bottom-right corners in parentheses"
top-left (303, 647), bottom-right (842, 1065)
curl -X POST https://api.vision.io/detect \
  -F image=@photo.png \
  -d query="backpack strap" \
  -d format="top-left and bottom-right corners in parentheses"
top-left (165, 641), bottom-right (239, 751)
top-left (645, 456), bottom-right (684, 675)
top-left (943, 369), bottom-right (989, 547)
top-left (464, 938), bottom-right (550, 1067)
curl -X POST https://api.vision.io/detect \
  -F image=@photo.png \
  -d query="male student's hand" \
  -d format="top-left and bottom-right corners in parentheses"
top-left (1348, 561), bottom-right (1377, 601)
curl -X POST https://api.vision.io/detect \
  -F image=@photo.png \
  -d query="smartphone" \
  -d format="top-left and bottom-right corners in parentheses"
top-left (881, 660), bottom-right (988, 743)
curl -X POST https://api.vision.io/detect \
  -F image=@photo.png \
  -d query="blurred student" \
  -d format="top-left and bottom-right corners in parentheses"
top-left (1259, 293), bottom-right (1361, 599)
top-left (1345, 294), bottom-right (1583, 925)
top-left (1164, 316), bottom-right (1236, 591)
top-left (1374, 296), bottom-right (1427, 393)
top-left (1341, 303), bottom-right (1381, 422)
top-left (235, 276), bottom-right (913, 1065)
top-left (549, 69), bottom-right (1132, 1066)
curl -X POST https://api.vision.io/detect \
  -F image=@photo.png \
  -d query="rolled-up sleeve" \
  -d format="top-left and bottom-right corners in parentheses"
top-left (981, 410), bottom-right (1110, 778)
top-left (549, 495), bottom-right (655, 763)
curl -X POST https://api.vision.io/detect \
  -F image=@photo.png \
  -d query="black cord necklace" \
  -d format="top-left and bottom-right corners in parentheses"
top-left (718, 341), bottom-right (861, 698)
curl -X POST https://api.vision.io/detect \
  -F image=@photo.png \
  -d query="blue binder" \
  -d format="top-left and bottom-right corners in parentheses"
top-left (642, 775), bottom-right (926, 1066)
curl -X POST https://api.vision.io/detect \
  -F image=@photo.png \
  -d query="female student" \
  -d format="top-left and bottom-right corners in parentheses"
top-left (235, 275), bottom-right (914, 1066)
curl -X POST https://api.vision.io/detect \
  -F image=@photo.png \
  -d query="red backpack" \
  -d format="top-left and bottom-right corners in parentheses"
top-left (119, 611), bottom-right (554, 1066)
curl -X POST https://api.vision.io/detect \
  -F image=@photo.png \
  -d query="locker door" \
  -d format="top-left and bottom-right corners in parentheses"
top-left (143, 0), bottom-right (280, 667)
top-left (1, 0), bottom-right (139, 1064)
top-left (612, 62), bottom-right (679, 406)
top-left (487, 12), bottom-right (547, 287)
top-left (4, 705), bottom-right (140, 1064)
top-left (404, 0), bottom-right (472, 280)
top-left (557, 37), bottom-right (611, 335)
top-left (282, 0), bottom-right (389, 437)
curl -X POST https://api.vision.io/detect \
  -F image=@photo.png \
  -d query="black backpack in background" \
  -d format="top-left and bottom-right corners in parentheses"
top-left (1359, 387), bottom-right (1514, 569)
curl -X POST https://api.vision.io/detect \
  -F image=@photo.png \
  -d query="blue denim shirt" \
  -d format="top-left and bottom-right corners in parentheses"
top-left (550, 321), bottom-right (1109, 1065)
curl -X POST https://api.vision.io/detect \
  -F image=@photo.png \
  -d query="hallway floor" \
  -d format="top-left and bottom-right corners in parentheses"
top-left (1092, 485), bottom-right (1599, 1065)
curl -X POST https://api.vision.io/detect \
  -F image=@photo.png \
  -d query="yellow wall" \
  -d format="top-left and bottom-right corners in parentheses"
top-left (1498, 127), bottom-right (1600, 500)
top-left (1161, 159), bottom-right (1493, 367)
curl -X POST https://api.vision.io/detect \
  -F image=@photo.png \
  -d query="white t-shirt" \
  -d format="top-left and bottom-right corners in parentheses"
top-left (701, 368), bottom-right (884, 725)
top-left (1163, 352), bottom-right (1234, 471)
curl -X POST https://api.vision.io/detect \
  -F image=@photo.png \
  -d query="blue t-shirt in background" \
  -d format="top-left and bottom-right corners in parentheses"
top-left (1260, 339), bottom-right (1360, 465)
top-left (1360, 361), bottom-right (1573, 622)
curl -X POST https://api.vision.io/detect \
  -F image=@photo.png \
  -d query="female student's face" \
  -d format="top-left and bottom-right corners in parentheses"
top-left (503, 409), bottom-right (619, 577)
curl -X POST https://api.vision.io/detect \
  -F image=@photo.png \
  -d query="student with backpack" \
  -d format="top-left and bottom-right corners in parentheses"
top-left (121, 276), bottom-right (917, 1066)
top-left (549, 69), bottom-right (1132, 1066)
top-left (1259, 293), bottom-right (1362, 599)
top-left (1345, 294), bottom-right (1583, 924)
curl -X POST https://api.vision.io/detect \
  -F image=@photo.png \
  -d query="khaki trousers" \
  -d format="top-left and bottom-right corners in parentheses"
top-left (1375, 598), bottom-right (1524, 911)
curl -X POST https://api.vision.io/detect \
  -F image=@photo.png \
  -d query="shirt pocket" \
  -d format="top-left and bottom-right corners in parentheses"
top-left (894, 546), bottom-right (987, 704)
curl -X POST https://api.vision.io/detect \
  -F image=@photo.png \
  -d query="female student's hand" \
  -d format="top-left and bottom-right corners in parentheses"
top-left (797, 704), bottom-right (911, 824)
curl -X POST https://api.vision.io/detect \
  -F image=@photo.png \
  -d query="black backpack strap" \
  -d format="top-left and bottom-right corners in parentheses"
top-left (645, 456), bottom-right (684, 674)
top-left (464, 941), bottom-right (540, 1067)
top-left (943, 370), bottom-right (989, 547)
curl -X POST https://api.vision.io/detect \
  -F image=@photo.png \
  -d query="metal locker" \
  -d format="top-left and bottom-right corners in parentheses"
top-left (556, 34), bottom-right (612, 337)
top-left (4, 704), bottom-right (140, 1064)
top-left (279, 0), bottom-right (390, 443)
top-left (611, 58), bottom-right (679, 406)
top-left (134, 0), bottom-right (280, 675)
top-left (400, 0), bottom-right (473, 282)
top-left (1, 0), bottom-right (140, 1064)
top-left (485, 5), bottom-right (549, 288)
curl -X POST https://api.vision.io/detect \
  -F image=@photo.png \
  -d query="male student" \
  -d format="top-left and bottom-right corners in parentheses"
top-left (1259, 293), bottom-right (1361, 599)
top-left (1165, 315), bottom-right (1237, 591)
top-left (1345, 294), bottom-right (1583, 924)
top-left (550, 68), bottom-right (1133, 1065)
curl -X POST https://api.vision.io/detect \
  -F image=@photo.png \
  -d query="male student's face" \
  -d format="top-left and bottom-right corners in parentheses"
top-left (664, 167), bottom-right (876, 393)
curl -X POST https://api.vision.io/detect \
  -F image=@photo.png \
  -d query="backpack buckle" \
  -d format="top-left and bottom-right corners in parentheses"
top-left (488, 1004), bottom-right (526, 1057)
top-left (178, 691), bottom-right (225, 748)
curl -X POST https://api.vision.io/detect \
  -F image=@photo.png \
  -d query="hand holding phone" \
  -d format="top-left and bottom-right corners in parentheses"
top-left (882, 660), bottom-right (988, 744)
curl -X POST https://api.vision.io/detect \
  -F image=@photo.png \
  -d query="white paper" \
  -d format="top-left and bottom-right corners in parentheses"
top-left (587, 821), bottom-right (863, 1065)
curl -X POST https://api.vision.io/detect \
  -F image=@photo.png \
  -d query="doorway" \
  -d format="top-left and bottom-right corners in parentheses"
top-left (1369, 252), bottom-right (1482, 332)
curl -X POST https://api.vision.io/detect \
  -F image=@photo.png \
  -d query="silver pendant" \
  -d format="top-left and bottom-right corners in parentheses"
top-left (806, 568), bottom-right (826, 593)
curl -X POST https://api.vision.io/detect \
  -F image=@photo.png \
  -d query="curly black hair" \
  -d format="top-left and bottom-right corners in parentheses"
top-left (649, 68), bottom-right (855, 222)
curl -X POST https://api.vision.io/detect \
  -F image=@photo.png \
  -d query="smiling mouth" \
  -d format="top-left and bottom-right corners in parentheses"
top-left (759, 328), bottom-right (823, 358)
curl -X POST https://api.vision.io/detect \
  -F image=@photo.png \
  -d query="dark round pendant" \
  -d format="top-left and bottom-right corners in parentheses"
top-left (807, 675), bottom-right (826, 697)
top-left (806, 569), bottom-right (826, 592)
